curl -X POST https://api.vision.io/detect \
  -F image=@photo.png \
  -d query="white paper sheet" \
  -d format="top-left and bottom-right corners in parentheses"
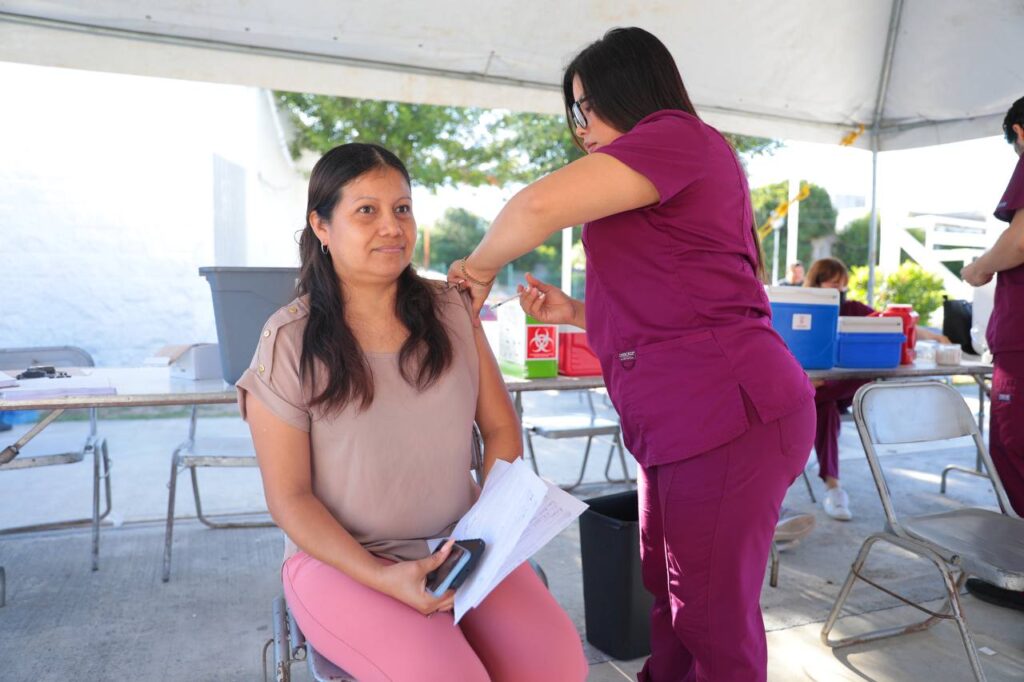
top-left (449, 458), bottom-right (586, 623)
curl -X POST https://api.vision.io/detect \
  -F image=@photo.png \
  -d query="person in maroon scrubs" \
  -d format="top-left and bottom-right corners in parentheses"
top-left (804, 258), bottom-right (950, 521)
top-left (449, 27), bottom-right (815, 682)
top-left (802, 258), bottom-right (873, 520)
top-left (961, 95), bottom-right (1024, 611)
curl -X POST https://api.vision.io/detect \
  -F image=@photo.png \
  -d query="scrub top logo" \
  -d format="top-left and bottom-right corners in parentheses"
top-left (527, 326), bottom-right (556, 359)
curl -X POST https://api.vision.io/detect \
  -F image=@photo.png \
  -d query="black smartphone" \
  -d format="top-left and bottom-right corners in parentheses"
top-left (425, 538), bottom-right (486, 597)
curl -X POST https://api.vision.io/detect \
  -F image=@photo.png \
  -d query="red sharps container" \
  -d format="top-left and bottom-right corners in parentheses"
top-left (876, 304), bottom-right (918, 364)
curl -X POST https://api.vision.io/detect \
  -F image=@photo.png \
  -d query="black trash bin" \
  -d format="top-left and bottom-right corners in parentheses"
top-left (579, 490), bottom-right (653, 660)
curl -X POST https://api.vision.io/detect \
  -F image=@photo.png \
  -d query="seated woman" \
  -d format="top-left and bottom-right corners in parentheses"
top-left (805, 258), bottom-right (948, 521)
top-left (236, 143), bottom-right (586, 682)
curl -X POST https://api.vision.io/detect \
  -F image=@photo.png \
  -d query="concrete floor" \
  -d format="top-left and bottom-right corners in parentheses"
top-left (1, 388), bottom-right (1021, 681)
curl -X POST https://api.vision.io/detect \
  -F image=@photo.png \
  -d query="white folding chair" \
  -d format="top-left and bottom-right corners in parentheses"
top-left (522, 390), bottom-right (633, 490)
top-left (162, 405), bottom-right (273, 582)
top-left (0, 346), bottom-right (112, 589)
top-left (821, 381), bottom-right (1024, 681)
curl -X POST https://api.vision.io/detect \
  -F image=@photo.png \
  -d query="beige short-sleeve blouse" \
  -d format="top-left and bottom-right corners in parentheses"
top-left (236, 283), bottom-right (480, 562)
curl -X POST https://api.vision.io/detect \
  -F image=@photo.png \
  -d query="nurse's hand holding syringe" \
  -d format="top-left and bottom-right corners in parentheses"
top-left (516, 273), bottom-right (586, 329)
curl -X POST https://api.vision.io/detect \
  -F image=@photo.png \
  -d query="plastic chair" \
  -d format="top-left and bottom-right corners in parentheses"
top-left (820, 381), bottom-right (1024, 682)
top-left (0, 346), bottom-right (112, 590)
top-left (522, 390), bottom-right (633, 490)
top-left (162, 404), bottom-right (273, 582)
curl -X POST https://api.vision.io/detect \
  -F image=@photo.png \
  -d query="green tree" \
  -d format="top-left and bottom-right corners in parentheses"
top-left (752, 182), bottom-right (838, 267)
top-left (276, 92), bottom-right (778, 189)
top-left (847, 262), bottom-right (946, 325)
top-left (833, 214), bottom-right (871, 267)
top-left (417, 208), bottom-right (487, 271)
top-left (278, 93), bottom-right (779, 288)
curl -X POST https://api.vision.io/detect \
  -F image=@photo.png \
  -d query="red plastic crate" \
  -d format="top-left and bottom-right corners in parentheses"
top-left (558, 326), bottom-right (602, 376)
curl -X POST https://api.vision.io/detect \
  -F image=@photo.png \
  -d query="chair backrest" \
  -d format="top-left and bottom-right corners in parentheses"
top-left (853, 380), bottom-right (1017, 532)
top-left (0, 346), bottom-right (95, 372)
top-left (856, 381), bottom-right (978, 445)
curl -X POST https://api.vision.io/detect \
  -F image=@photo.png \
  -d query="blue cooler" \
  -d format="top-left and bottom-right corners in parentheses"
top-left (766, 287), bottom-right (840, 369)
top-left (836, 317), bottom-right (905, 368)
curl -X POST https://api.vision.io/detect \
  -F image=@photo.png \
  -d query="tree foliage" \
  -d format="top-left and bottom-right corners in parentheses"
top-left (833, 214), bottom-right (871, 268)
top-left (416, 207), bottom-right (563, 280)
top-left (275, 91), bottom-right (777, 189)
top-left (415, 207), bottom-right (486, 271)
top-left (277, 92), bottom-right (780, 288)
top-left (751, 181), bottom-right (837, 266)
top-left (848, 262), bottom-right (946, 325)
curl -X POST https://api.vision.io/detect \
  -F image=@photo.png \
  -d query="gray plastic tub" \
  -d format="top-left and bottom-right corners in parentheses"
top-left (199, 267), bottom-right (300, 385)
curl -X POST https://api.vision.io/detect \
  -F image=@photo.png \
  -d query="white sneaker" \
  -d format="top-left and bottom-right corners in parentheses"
top-left (823, 486), bottom-right (853, 521)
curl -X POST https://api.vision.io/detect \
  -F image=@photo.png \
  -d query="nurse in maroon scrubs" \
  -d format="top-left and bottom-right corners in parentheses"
top-left (449, 27), bottom-right (815, 681)
top-left (961, 95), bottom-right (1024, 611)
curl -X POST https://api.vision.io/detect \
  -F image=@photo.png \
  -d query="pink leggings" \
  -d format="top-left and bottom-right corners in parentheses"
top-left (813, 379), bottom-right (868, 481)
top-left (283, 552), bottom-right (587, 682)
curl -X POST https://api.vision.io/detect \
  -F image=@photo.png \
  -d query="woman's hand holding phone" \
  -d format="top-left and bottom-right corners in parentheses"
top-left (374, 539), bottom-right (457, 616)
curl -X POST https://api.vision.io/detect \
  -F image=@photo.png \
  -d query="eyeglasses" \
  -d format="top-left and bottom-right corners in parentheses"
top-left (570, 96), bottom-right (589, 130)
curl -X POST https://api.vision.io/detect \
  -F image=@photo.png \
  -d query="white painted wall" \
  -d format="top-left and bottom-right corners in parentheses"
top-left (0, 62), bottom-right (306, 366)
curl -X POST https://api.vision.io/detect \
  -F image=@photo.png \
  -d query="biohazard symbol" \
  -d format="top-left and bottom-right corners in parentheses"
top-left (527, 327), bottom-right (556, 359)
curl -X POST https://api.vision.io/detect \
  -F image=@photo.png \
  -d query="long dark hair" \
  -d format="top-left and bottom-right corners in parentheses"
top-left (562, 27), bottom-right (766, 281)
top-left (298, 143), bottom-right (453, 413)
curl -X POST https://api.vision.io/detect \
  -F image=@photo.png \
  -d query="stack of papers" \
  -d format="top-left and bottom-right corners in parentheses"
top-left (440, 458), bottom-right (587, 623)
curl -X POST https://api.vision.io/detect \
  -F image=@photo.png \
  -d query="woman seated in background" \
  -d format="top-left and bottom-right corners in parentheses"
top-left (804, 258), bottom-right (949, 521)
top-left (236, 143), bottom-right (586, 682)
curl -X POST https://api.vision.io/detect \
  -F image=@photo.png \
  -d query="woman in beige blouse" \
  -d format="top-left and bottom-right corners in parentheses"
top-left (236, 143), bottom-right (585, 682)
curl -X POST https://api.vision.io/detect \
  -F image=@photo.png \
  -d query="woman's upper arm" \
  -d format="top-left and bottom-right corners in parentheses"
top-left (243, 390), bottom-right (312, 513)
top-left (471, 324), bottom-right (520, 447)
top-left (520, 152), bottom-right (660, 230)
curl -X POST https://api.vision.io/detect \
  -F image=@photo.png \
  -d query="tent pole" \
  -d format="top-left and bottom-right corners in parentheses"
top-left (866, 0), bottom-right (905, 307)
top-left (867, 144), bottom-right (879, 306)
top-left (561, 227), bottom-right (573, 295)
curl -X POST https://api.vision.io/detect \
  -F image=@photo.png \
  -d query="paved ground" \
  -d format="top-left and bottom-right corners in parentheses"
top-left (1, 387), bottom-right (1021, 681)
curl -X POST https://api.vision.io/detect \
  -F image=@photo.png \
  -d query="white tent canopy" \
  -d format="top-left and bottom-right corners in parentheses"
top-left (2, 1), bottom-right (1023, 300)
top-left (2, 0), bottom-right (1022, 151)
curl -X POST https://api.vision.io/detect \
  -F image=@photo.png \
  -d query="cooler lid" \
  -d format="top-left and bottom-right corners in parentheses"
top-left (838, 316), bottom-right (903, 334)
top-left (766, 286), bottom-right (840, 306)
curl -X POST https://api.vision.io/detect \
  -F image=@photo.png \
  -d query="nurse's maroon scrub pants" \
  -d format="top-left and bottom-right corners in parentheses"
top-left (638, 394), bottom-right (815, 682)
top-left (991, 352), bottom-right (1024, 515)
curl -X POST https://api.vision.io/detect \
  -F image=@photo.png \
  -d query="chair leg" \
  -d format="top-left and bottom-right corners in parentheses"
top-left (190, 467), bottom-right (274, 529)
top-left (162, 446), bottom-right (183, 583)
top-left (270, 596), bottom-right (293, 682)
top-left (802, 469), bottom-right (817, 503)
top-left (561, 436), bottom-right (594, 492)
top-left (769, 542), bottom-right (780, 588)
top-left (602, 432), bottom-right (634, 484)
top-left (940, 465), bottom-right (991, 494)
top-left (523, 429), bottom-right (542, 476)
top-left (91, 437), bottom-right (102, 571)
top-left (820, 534), bottom-right (988, 682)
top-left (100, 438), bottom-right (113, 520)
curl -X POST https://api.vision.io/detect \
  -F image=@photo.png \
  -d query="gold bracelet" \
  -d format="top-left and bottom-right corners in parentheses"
top-left (459, 257), bottom-right (495, 287)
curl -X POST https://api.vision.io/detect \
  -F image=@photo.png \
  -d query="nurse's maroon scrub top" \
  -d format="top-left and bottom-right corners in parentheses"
top-left (988, 153), bottom-right (1024, 356)
top-left (584, 110), bottom-right (813, 468)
